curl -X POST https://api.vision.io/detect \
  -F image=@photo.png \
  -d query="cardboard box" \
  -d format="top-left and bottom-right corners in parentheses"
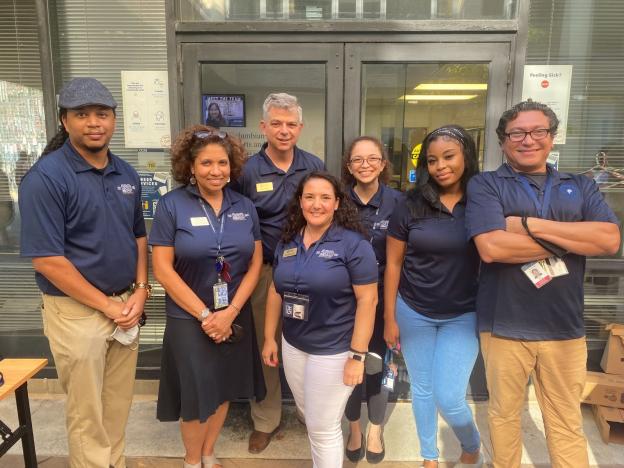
top-left (601, 323), bottom-right (624, 375)
top-left (582, 371), bottom-right (624, 408)
top-left (592, 405), bottom-right (624, 445)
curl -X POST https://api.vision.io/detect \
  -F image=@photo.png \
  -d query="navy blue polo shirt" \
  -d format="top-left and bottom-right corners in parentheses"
top-left (149, 185), bottom-right (261, 319)
top-left (19, 141), bottom-right (145, 296)
top-left (233, 144), bottom-right (325, 262)
top-left (387, 191), bottom-right (479, 318)
top-left (348, 183), bottom-right (402, 280)
top-left (466, 163), bottom-right (620, 340)
top-left (272, 225), bottom-right (378, 354)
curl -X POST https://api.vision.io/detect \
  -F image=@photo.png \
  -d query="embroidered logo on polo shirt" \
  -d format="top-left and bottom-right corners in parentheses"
top-left (316, 249), bottom-right (339, 259)
top-left (228, 212), bottom-right (250, 221)
top-left (559, 184), bottom-right (578, 198)
top-left (117, 184), bottom-right (136, 195)
top-left (373, 220), bottom-right (389, 230)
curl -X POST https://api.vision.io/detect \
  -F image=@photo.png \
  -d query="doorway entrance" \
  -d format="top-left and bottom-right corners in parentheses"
top-left (181, 41), bottom-right (510, 180)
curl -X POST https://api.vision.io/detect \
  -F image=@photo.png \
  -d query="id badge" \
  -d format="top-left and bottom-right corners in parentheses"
top-left (521, 261), bottom-right (552, 289)
top-left (213, 281), bottom-right (229, 310)
top-left (282, 291), bottom-right (310, 321)
top-left (540, 256), bottom-right (569, 278)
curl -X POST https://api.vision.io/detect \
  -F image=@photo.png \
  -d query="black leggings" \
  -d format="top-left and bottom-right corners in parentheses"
top-left (344, 301), bottom-right (389, 425)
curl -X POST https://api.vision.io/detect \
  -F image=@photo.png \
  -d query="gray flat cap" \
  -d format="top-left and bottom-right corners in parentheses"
top-left (58, 77), bottom-right (117, 109)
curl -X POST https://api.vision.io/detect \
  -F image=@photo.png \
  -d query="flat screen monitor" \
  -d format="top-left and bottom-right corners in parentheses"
top-left (201, 94), bottom-right (246, 128)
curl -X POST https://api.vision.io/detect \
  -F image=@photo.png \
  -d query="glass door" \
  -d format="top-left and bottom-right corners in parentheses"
top-left (345, 42), bottom-right (510, 190)
top-left (181, 43), bottom-right (344, 173)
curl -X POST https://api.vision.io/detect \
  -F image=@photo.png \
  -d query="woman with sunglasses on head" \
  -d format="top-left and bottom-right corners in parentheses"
top-left (341, 137), bottom-right (402, 464)
top-left (262, 171), bottom-right (378, 468)
top-left (384, 126), bottom-right (483, 467)
top-left (150, 125), bottom-right (265, 468)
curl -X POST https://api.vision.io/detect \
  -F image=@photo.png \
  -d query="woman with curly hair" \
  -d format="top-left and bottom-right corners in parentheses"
top-left (262, 171), bottom-right (378, 467)
top-left (341, 136), bottom-right (402, 464)
top-left (150, 125), bottom-right (266, 468)
top-left (384, 125), bottom-right (482, 467)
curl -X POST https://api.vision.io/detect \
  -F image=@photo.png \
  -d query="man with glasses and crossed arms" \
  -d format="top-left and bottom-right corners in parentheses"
top-left (232, 93), bottom-right (324, 453)
top-left (465, 100), bottom-right (621, 468)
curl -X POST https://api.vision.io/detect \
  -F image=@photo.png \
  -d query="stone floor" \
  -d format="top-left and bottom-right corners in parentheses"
top-left (1, 391), bottom-right (623, 467)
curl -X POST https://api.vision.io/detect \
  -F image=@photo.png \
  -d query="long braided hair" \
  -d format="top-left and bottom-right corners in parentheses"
top-left (41, 109), bottom-right (69, 157)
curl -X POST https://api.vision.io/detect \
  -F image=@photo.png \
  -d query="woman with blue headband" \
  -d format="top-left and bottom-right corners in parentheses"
top-left (384, 125), bottom-right (483, 467)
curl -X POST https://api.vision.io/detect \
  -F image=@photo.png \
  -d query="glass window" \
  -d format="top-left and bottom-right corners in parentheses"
top-left (0, 0), bottom-right (47, 254)
top-left (527, 1), bottom-right (624, 345)
top-left (361, 63), bottom-right (489, 190)
top-left (200, 63), bottom-right (326, 159)
top-left (178, 0), bottom-right (517, 21)
top-left (0, 0), bottom-right (49, 364)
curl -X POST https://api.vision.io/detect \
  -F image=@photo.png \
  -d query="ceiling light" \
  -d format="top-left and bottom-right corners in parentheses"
top-left (414, 83), bottom-right (488, 91)
top-left (399, 94), bottom-right (479, 101)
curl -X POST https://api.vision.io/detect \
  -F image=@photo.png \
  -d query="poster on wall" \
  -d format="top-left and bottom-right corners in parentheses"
top-left (202, 94), bottom-right (246, 128)
top-left (139, 171), bottom-right (170, 219)
top-left (521, 65), bottom-right (573, 144)
top-left (121, 71), bottom-right (171, 148)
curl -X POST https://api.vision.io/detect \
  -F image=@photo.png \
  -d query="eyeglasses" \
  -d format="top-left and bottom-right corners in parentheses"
top-left (194, 130), bottom-right (227, 140)
top-left (349, 156), bottom-right (383, 167)
top-left (504, 128), bottom-right (551, 142)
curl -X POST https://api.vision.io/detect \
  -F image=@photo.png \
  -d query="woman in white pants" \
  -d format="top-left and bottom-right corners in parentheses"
top-left (262, 172), bottom-right (378, 467)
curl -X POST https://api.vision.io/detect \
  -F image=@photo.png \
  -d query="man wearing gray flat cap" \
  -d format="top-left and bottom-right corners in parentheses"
top-left (19, 77), bottom-right (149, 468)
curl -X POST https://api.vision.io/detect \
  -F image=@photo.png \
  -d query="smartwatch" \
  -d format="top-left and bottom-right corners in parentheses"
top-left (349, 351), bottom-right (366, 362)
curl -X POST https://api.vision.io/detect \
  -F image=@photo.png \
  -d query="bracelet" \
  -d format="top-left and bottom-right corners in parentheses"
top-left (349, 346), bottom-right (367, 355)
top-left (230, 303), bottom-right (241, 314)
top-left (133, 282), bottom-right (152, 299)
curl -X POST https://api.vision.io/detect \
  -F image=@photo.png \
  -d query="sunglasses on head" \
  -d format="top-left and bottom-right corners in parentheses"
top-left (194, 130), bottom-right (227, 140)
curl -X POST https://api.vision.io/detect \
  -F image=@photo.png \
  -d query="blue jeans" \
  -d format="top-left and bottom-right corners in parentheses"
top-left (396, 295), bottom-right (480, 460)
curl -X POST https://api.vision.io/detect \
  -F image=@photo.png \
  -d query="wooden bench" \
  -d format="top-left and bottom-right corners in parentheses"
top-left (0, 358), bottom-right (48, 468)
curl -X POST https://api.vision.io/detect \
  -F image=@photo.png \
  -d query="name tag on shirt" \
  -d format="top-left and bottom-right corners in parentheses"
top-left (190, 216), bottom-right (209, 226)
top-left (256, 182), bottom-right (274, 192)
top-left (283, 248), bottom-right (298, 258)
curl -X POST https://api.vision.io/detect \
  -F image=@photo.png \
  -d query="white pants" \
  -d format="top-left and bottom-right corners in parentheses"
top-left (282, 337), bottom-right (354, 468)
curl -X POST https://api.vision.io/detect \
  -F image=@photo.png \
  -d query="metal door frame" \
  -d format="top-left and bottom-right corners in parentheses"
top-left (344, 42), bottom-right (511, 171)
top-left (181, 43), bottom-right (345, 173)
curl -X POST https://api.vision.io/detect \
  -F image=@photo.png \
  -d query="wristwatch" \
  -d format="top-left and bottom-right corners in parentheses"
top-left (349, 351), bottom-right (366, 362)
top-left (133, 282), bottom-right (152, 299)
top-left (199, 308), bottom-right (211, 321)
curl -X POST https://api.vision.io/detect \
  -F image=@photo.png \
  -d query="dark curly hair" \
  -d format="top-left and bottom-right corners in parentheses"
top-left (496, 100), bottom-right (559, 144)
top-left (170, 125), bottom-right (246, 184)
top-left (407, 125), bottom-right (479, 217)
top-left (341, 136), bottom-right (393, 187)
top-left (281, 171), bottom-right (366, 243)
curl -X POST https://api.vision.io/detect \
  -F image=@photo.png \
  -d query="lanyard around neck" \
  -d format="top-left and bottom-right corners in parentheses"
top-left (199, 199), bottom-right (226, 255)
top-left (518, 174), bottom-right (553, 219)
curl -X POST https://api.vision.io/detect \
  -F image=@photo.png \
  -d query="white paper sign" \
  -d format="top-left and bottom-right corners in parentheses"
top-left (122, 71), bottom-right (171, 148)
top-left (522, 65), bottom-right (573, 144)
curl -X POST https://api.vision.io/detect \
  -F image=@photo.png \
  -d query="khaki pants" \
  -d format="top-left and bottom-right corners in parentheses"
top-left (480, 332), bottom-right (589, 468)
top-left (250, 264), bottom-right (283, 432)
top-left (42, 294), bottom-right (138, 468)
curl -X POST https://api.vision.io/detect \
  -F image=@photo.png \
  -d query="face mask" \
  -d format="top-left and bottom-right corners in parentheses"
top-left (110, 325), bottom-right (139, 348)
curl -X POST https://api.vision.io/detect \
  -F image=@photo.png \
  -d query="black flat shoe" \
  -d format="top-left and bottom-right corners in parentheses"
top-left (366, 433), bottom-right (385, 464)
top-left (345, 433), bottom-right (365, 462)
